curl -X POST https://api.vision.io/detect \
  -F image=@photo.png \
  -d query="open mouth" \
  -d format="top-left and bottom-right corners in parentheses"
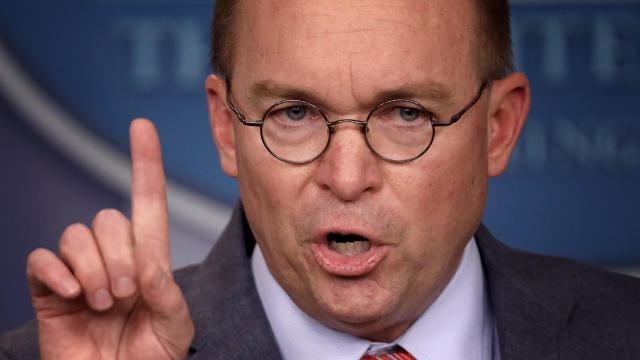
top-left (311, 230), bottom-right (387, 277)
top-left (328, 233), bottom-right (371, 256)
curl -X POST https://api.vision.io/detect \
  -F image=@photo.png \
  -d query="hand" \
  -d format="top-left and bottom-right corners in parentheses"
top-left (26, 119), bottom-right (194, 360)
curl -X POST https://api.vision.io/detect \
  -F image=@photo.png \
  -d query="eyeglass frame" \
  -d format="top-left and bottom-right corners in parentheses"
top-left (225, 81), bottom-right (488, 164)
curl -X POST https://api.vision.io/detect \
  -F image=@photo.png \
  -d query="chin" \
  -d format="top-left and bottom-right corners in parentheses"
top-left (309, 275), bottom-right (401, 329)
top-left (317, 299), bottom-right (407, 342)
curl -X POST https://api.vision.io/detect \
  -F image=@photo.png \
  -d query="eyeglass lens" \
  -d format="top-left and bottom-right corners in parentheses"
top-left (260, 100), bottom-right (435, 163)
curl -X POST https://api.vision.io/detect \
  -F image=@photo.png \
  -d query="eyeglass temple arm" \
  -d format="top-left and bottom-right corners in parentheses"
top-left (434, 82), bottom-right (487, 127)
top-left (225, 82), bottom-right (263, 126)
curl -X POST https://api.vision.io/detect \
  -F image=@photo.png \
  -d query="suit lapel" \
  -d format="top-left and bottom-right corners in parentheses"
top-left (475, 225), bottom-right (573, 360)
top-left (177, 204), bottom-right (282, 359)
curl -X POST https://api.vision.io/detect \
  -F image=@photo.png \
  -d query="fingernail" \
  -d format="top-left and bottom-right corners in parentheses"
top-left (152, 267), bottom-right (166, 290)
top-left (61, 277), bottom-right (79, 296)
top-left (93, 288), bottom-right (113, 310)
top-left (116, 276), bottom-right (136, 297)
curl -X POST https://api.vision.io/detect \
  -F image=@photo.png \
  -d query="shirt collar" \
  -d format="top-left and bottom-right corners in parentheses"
top-left (251, 237), bottom-right (495, 360)
top-left (398, 237), bottom-right (495, 359)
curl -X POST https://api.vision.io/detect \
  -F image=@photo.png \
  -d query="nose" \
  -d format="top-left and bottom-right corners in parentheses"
top-left (313, 122), bottom-right (383, 201)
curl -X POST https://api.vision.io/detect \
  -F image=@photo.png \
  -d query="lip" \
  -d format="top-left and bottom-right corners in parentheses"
top-left (311, 228), bottom-right (389, 277)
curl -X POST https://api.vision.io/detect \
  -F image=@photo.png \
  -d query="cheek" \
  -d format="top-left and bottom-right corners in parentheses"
top-left (234, 129), bottom-right (317, 266)
top-left (235, 129), bottom-right (286, 245)
top-left (237, 155), bottom-right (315, 299)
top-left (389, 124), bottom-right (489, 251)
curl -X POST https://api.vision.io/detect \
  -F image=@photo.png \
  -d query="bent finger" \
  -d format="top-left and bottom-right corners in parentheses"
top-left (92, 209), bottom-right (137, 298)
top-left (59, 223), bottom-right (113, 311)
top-left (27, 248), bottom-right (80, 299)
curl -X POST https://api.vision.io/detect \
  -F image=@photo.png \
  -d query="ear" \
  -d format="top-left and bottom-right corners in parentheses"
top-left (486, 72), bottom-right (530, 177)
top-left (206, 74), bottom-right (238, 178)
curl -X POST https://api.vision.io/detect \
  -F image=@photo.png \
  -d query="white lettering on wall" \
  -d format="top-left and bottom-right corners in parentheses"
top-left (510, 118), bottom-right (640, 174)
top-left (512, 13), bottom-right (639, 85)
top-left (113, 18), bottom-right (208, 92)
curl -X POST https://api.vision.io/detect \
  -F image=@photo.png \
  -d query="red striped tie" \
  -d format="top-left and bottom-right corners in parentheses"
top-left (360, 347), bottom-right (417, 360)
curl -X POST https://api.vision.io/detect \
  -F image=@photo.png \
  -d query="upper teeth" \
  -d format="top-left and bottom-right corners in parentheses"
top-left (329, 239), bottom-right (371, 256)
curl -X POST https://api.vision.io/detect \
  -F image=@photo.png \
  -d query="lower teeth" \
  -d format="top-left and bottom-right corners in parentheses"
top-left (329, 240), bottom-right (371, 255)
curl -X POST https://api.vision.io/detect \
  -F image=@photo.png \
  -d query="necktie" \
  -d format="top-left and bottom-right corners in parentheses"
top-left (360, 346), bottom-right (417, 360)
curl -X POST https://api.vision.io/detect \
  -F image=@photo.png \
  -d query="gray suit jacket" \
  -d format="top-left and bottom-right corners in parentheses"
top-left (2, 204), bottom-right (640, 359)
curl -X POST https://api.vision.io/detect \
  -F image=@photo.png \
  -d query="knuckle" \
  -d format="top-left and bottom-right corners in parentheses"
top-left (62, 223), bottom-right (90, 241)
top-left (59, 223), bottom-right (91, 258)
top-left (26, 248), bottom-right (50, 275)
top-left (27, 248), bottom-right (47, 264)
top-left (167, 288), bottom-right (184, 311)
top-left (159, 281), bottom-right (187, 315)
top-left (92, 208), bottom-right (127, 230)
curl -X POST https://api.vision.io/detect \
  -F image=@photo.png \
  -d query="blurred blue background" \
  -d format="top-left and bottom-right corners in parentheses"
top-left (1, 0), bottom-right (639, 333)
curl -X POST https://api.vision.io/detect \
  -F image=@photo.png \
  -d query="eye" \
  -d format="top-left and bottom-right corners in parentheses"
top-left (370, 100), bottom-right (431, 127)
top-left (389, 106), bottom-right (429, 124)
top-left (397, 107), bottom-right (421, 122)
top-left (266, 101), bottom-right (324, 129)
top-left (284, 105), bottom-right (307, 121)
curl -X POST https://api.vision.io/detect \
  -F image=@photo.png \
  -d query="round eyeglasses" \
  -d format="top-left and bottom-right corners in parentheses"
top-left (226, 82), bottom-right (487, 164)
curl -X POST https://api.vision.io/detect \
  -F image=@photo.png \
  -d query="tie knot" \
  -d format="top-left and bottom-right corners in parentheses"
top-left (360, 345), bottom-right (416, 360)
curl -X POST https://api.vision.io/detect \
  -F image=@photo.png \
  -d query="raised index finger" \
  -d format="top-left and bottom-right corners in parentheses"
top-left (130, 118), bottom-right (171, 274)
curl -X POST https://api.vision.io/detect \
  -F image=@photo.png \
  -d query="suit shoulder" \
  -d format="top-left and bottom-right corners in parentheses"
top-left (477, 226), bottom-right (640, 356)
top-left (476, 225), bottom-right (640, 317)
top-left (0, 320), bottom-right (39, 360)
top-left (477, 225), bottom-right (640, 295)
top-left (505, 243), bottom-right (639, 302)
top-left (174, 262), bottom-right (201, 290)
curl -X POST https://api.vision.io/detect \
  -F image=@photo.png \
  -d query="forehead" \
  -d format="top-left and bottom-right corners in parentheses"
top-left (231, 0), bottom-right (478, 101)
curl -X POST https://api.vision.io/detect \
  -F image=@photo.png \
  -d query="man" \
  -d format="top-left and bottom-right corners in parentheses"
top-left (2, 0), bottom-right (639, 359)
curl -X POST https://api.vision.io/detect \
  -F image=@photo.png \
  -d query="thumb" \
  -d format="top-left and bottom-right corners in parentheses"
top-left (140, 264), bottom-right (194, 357)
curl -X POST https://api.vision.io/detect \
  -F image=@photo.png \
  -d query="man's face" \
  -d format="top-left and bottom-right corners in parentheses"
top-left (227, 0), bottom-right (490, 341)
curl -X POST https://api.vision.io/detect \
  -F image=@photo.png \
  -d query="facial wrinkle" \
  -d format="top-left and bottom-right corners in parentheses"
top-left (348, 53), bottom-right (358, 112)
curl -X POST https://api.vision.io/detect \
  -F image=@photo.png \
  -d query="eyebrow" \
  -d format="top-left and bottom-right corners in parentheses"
top-left (248, 79), bottom-right (455, 109)
top-left (371, 83), bottom-right (455, 106)
top-left (249, 81), bottom-right (318, 105)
